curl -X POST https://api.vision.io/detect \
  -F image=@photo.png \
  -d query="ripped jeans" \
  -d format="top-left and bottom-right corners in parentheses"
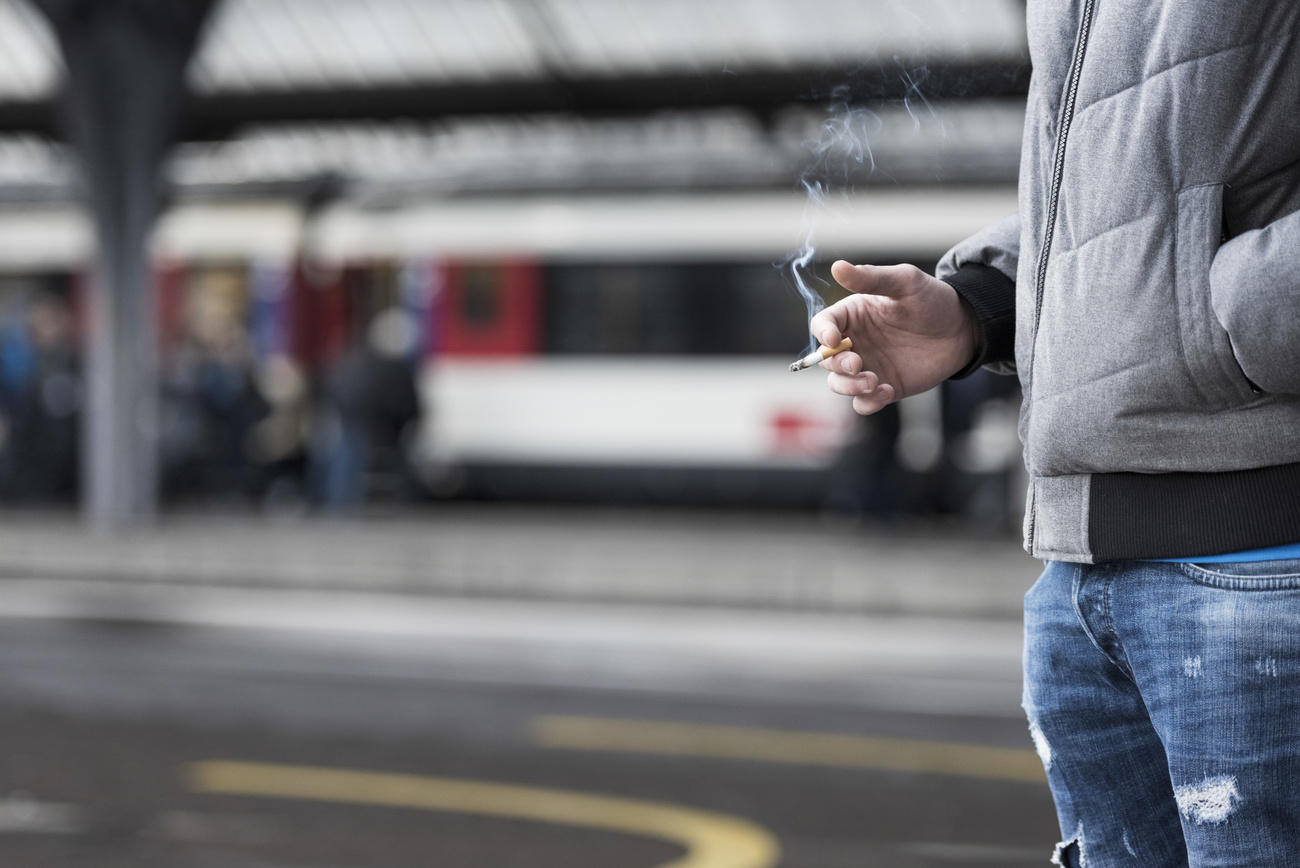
top-left (1023, 559), bottom-right (1300, 867)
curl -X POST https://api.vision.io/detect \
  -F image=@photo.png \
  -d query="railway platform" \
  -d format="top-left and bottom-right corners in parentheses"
top-left (0, 505), bottom-right (1036, 617)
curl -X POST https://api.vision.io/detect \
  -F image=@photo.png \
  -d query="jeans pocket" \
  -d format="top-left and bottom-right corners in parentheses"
top-left (1178, 558), bottom-right (1300, 590)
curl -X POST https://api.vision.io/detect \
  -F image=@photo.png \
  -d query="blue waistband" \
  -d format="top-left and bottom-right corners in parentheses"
top-left (1148, 542), bottom-right (1300, 564)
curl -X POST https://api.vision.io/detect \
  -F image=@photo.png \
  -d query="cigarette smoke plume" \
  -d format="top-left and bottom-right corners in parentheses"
top-left (782, 74), bottom-right (939, 354)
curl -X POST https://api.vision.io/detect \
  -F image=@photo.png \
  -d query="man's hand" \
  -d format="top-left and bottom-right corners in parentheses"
top-left (810, 261), bottom-right (978, 416)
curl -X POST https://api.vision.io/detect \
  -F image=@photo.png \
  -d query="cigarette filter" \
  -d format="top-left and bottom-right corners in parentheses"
top-left (789, 337), bottom-right (853, 372)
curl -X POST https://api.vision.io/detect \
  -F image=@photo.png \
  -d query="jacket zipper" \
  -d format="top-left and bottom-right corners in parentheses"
top-left (1026, 0), bottom-right (1098, 553)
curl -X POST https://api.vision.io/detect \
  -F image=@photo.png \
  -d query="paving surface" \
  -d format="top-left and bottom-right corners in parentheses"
top-left (0, 507), bottom-right (1058, 866)
top-left (0, 506), bottom-right (1040, 616)
top-left (0, 617), bottom-right (1057, 868)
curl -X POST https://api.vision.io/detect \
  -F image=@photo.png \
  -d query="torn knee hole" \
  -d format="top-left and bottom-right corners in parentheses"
top-left (1051, 840), bottom-right (1082, 867)
top-left (1051, 825), bottom-right (1085, 867)
top-left (1174, 775), bottom-right (1241, 825)
top-left (1027, 718), bottom-right (1053, 771)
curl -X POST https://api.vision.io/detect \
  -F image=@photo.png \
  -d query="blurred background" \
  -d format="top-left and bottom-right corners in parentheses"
top-left (0, 1), bottom-right (1054, 866)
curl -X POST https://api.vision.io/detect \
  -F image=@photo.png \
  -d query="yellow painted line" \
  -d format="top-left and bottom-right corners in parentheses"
top-left (187, 760), bottom-right (779, 868)
top-left (532, 715), bottom-right (1046, 785)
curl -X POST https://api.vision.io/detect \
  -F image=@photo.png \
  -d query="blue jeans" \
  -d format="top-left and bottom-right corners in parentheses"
top-left (1023, 559), bottom-right (1300, 867)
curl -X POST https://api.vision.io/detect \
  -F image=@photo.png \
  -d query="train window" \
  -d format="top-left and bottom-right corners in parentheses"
top-left (724, 263), bottom-right (823, 355)
top-left (543, 265), bottom-right (630, 354)
top-left (461, 265), bottom-right (500, 326)
top-left (543, 265), bottom-right (600, 354)
top-left (633, 266), bottom-right (691, 354)
top-left (596, 267), bottom-right (640, 352)
top-left (541, 260), bottom-right (910, 356)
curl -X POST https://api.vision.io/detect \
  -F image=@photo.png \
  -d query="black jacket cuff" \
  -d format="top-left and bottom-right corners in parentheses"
top-left (942, 263), bottom-right (1016, 379)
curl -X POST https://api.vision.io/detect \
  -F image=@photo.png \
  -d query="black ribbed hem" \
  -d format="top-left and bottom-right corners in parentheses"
top-left (941, 264), bottom-right (1016, 379)
top-left (1089, 462), bottom-right (1300, 561)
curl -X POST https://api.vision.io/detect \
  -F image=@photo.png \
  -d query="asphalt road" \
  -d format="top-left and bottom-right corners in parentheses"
top-left (0, 600), bottom-right (1058, 868)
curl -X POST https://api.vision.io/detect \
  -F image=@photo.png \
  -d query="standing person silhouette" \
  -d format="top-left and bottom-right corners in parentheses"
top-left (811, 4), bottom-right (1300, 864)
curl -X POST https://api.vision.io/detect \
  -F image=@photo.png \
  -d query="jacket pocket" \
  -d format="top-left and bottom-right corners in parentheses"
top-left (1173, 183), bottom-right (1261, 406)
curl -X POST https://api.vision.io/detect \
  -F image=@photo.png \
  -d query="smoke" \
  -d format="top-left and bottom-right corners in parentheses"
top-left (782, 88), bottom-right (880, 354)
top-left (787, 177), bottom-right (830, 349)
top-left (898, 65), bottom-right (940, 133)
top-left (782, 74), bottom-right (940, 354)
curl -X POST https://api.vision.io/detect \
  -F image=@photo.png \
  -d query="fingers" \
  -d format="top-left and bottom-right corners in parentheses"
top-left (852, 384), bottom-right (896, 416)
top-left (819, 350), bottom-right (862, 375)
top-left (827, 370), bottom-right (895, 415)
top-left (831, 260), bottom-right (921, 298)
top-left (826, 369), bottom-right (879, 397)
top-left (808, 308), bottom-right (843, 349)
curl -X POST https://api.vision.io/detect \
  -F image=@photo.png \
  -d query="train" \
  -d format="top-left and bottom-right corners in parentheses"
top-left (0, 186), bottom-right (1018, 504)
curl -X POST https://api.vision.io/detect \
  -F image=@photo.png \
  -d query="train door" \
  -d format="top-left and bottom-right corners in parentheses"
top-left (436, 259), bottom-right (541, 358)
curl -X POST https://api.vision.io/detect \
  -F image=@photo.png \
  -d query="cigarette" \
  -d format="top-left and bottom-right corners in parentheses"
top-left (789, 337), bottom-right (853, 372)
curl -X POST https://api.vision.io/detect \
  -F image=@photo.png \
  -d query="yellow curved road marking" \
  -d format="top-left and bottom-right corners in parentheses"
top-left (187, 760), bottom-right (780, 868)
top-left (532, 715), bottom-right (1045, 784)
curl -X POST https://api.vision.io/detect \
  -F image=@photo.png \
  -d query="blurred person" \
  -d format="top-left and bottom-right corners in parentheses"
top-left (810, 5), bottom-right (1300, 865)
top-left (824, 403), bottom-right (901, 522)
top-left (0, 298), bottom-right (38, 499)
top-left (249, 353), bottom-right (312, 509)
top-left (0, 292), bottom-right (80, 503)
top-left (311, 307), bottom-right (422, 510)
top-left (941, 371), bottom-right (1021, 529)
top-left (160, 288), bottom-right (267, 502)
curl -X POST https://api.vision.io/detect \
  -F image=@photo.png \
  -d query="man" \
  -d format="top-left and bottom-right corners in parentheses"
top-left (810, 3), bottom-right (1300, 865)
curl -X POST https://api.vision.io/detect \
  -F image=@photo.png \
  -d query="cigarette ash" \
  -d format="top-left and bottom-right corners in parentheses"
top-left (780, 75), bottom-right (942, 358)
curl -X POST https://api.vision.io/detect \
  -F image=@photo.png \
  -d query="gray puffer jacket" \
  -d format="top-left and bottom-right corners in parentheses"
top-left (936, 0), bottom-right (1300, 563)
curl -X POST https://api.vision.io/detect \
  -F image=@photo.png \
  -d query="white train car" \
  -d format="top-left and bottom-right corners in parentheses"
top-left (0, 187), bottom-right (1016, 501)
top-left (309, 189), bottom-right (1016, 499)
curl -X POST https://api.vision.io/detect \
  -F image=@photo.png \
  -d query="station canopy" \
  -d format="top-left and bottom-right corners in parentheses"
top-left (0, 0), bottom-right (1028, 200)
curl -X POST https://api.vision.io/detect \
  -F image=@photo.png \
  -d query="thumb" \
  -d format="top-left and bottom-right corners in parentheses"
top-left (831, 260), bottom-right (909, 298)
